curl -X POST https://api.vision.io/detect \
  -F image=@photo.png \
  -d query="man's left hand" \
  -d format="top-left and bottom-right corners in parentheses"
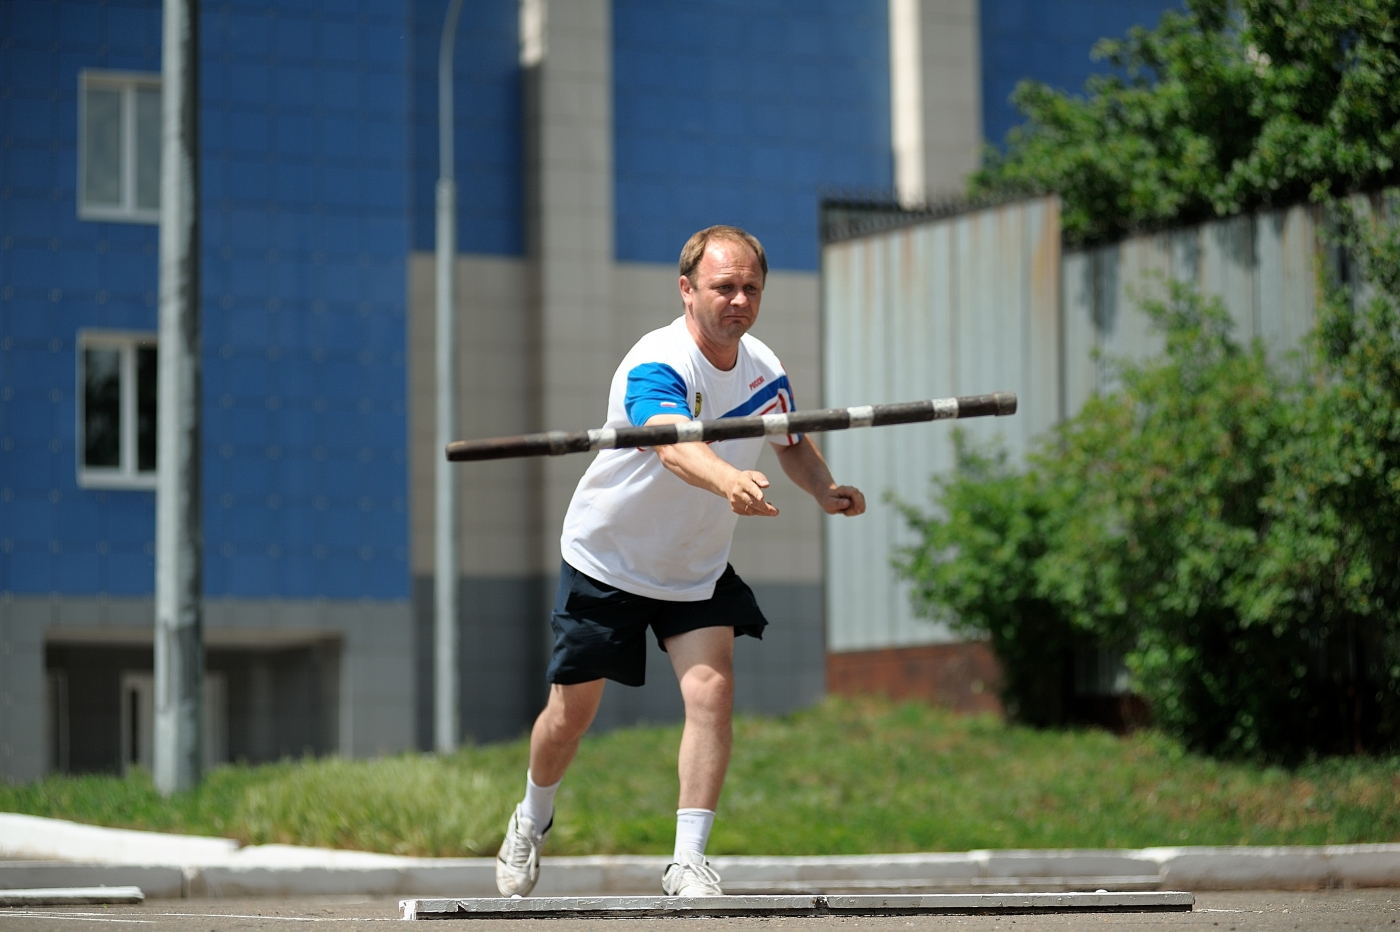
top-left (818, 485), bottom-right (866, 517)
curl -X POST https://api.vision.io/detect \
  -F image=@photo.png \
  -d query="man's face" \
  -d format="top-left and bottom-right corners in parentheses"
top-left (680, 239), bottom-right (765, 348)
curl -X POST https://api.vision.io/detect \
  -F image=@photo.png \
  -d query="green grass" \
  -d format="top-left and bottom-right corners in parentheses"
top-left (4, 697), bottom-right (1400, 857)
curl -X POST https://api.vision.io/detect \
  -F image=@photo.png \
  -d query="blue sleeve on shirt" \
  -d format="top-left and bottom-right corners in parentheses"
top-left (624, 362), bottom-right (690, 426)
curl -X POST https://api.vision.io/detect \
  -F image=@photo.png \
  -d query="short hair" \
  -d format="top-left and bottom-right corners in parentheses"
top-left (678, 225), bottom-right (768, 285)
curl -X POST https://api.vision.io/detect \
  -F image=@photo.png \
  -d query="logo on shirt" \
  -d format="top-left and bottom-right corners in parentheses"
top-left (693, 392), bottom-right (703, 417)
top-left (749, 375), bottom-right (765, 390)
top-left (659, 401), bottom-right (677, 408)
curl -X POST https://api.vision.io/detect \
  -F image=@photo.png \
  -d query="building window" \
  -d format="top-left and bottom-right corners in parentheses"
top-left (78, 331), bottom-right (158, 488)
top-left (79, 70), bottom-right (161, 224)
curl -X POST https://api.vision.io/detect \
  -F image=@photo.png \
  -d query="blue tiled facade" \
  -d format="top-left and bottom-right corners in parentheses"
top-left (612, 0), bottom-right (892, 273)
top-left (1, 0), bottom-right (410, 600)
top-left (1, 0), bottom-right (1185, 602)
top-left (409, 0), bottom-right (522, 256)
top-left (980, 0), bottom-right (1181, 150)
top-left (3, 1), bottom-right (164, 598)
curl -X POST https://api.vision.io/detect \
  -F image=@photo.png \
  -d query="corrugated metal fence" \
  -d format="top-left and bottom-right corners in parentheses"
top-left (821, 198), bottom-right (1320, 653)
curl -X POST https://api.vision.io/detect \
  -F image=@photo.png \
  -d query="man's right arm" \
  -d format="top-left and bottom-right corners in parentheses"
top-left (646, 414), bottom-right (779, 517)
top-left (623, 361), bottom-right (778, 517)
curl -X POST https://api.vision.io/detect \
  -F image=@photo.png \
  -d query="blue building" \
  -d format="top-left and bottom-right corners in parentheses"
top-left (0, 0), bottom-right (1175, 781)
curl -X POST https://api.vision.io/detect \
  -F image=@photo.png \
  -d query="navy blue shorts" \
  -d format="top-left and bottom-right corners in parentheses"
top-left (546, 561), bottom-right (768, 687)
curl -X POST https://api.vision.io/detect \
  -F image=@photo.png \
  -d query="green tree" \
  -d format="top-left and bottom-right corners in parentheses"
top-left (1238, 197), bottom-right (1400, 755)
top-left (971, 0), bottom-right (1400, 245)
top-left (896, 207), bottom-right (1400, 760)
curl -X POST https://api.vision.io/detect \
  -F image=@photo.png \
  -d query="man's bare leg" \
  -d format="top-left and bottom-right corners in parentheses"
top-left (498, 680), bottom-right (605, 896)
top-left (661, 625), bottom-right (733, 893)
top-left (529, 680), bottom-right (606, 785)
top-left (666, 626), bottom-right (735, 808)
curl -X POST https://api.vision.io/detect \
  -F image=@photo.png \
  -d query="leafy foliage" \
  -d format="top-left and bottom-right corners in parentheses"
top-left (897, 201), bottom-right (1400, 761)
top-left (1240, 197), bottom-right (1400, 754)
top-left (970, 0), bottom-right (1400, 245)
top-left (892, 441), bottom-right (1082, 727)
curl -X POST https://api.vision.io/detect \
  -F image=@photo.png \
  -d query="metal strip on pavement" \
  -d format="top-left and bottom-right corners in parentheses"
top-left (398, 891), bottom-right (1195, 920)
top-left (723, 874), bottom-right (1165, 894)
top-left (0, 887), bottom-right (146, 907)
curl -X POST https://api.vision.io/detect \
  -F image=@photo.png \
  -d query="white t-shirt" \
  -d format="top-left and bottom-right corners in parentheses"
top-left (560, 316), bottom-right (798, 601)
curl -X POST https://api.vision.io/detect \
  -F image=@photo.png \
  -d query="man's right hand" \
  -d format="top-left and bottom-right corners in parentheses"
top-left (727, 470), bottom-right (779, 517)
top-left (647, 414), bottom-right (779, 515)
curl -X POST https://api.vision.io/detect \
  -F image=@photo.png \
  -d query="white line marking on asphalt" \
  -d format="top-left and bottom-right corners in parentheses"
top-left (2, 913), bottom-right (153, 924)
top-left (144, 915), bottom-right (399, 923)
top-left (2, 912), bottom-right (398, 924)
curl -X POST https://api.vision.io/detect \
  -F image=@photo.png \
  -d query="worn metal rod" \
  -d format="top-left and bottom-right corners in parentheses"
top-left (446, 392), bottom-right (1016, 462)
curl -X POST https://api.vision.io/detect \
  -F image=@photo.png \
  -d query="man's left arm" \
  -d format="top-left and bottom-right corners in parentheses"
top-left (774, 436), bottom-right (866, 516)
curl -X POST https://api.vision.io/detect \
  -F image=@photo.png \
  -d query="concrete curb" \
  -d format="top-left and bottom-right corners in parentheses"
top-left (0, 863), bottom-right (187, 899)
top-left (3, 814), bottom-right (1398, 898)
top-left (0, 812), bottom-right (238, 864)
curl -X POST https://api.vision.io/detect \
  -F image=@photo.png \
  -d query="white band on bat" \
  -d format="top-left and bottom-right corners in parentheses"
top-left (587, 428), bottom-right (617, 450)
top-left (934, 398), bottom-right (959, 418)
top-left (847, 405), bottom-right (874, 427)
top-left (761, 413), bottom-right (791, 435)
top-left (675, 422), bottom-right (705, 442)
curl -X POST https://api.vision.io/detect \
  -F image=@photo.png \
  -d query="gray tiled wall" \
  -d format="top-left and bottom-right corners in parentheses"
top-left (414, 575), bottom-right (551, 748)
top-left (0, 595), bottom-right (413, 782)
top-left (0, 595), bottom-right (46, 782)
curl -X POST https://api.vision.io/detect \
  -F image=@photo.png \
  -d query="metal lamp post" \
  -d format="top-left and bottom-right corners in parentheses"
top-left (435, 0), bottom-right (465, 754)
top-left (153, 0), bottom-right (203, 795)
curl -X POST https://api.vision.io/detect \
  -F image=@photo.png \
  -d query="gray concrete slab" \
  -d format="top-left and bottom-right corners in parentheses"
top-left (399, 892), bottom-right (1195, 920)
top-left (0, 887), bottom-right (144, 906)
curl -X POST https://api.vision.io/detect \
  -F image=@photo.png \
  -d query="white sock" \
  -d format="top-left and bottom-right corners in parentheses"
top-left (673, 808), bottom-right (715, 862)
top-left (521, 771), bottom-right (560, 831)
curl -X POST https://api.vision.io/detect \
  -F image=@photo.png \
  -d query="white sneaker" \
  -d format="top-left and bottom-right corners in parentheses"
top-left (496, 805), bottom-right (550, 897)
top-left (662, 850), bottom-right (723, 896)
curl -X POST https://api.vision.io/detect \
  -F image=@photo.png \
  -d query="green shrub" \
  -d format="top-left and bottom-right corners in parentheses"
top-left (1238, 198), bottom-right (1400, 755)
top-left (892, 440), bottom-right (1081, 726)
top-left (897, 202), bottom-right (1400, 760)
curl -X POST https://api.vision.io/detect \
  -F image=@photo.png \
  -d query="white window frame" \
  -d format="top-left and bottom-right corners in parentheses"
top-left (77, 330), bottom-right (159, 489)
top-left (78, 69), bottom-right (162, 224)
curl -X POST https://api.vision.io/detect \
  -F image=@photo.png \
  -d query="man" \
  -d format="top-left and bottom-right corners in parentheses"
top-left (496, 225), bottom-right (866, 898)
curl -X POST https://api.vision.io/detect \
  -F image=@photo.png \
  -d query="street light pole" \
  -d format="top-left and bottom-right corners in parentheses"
top-left (154, 0), bottom-right (203, 795)
top-left (435, 0), bottom-right (465, 754)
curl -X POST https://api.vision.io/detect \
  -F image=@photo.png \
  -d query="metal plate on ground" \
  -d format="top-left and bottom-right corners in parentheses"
top-left (399, 891), bottom-right (1194, 920)
top-left (723, 875), bottom-right (1165, 894)
top-left (0, 887), bottom-right (145, 907)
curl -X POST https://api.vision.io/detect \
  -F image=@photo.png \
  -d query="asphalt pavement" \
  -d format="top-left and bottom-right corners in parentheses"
top-left (1, 890), bottom-right (1398, 932)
